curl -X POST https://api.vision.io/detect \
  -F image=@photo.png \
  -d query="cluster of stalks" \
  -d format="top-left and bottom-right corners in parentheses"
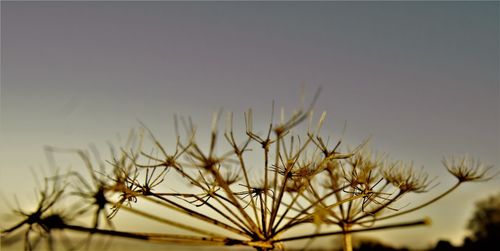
top-left (0, 98), bottom-right (494, 251)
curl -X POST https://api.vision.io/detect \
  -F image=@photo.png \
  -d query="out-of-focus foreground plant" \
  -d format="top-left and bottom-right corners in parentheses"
top-left (0, 95), bottom-right (494, 251)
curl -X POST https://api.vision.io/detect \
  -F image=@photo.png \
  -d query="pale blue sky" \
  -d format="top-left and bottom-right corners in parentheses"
top-left (1, 1), bottom-right (499, 250)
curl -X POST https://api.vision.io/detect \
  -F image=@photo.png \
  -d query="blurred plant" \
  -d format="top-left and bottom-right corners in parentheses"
top-left (465, 190), bottom-right (500, 249)
top-left (0, 93), bottom-right (494, 251)
top-left (428, 190), bottom-right (500, 251)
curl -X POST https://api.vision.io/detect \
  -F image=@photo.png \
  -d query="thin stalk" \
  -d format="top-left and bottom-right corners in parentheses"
top-left (118, 203), bottom-right (225, 237)
top-left (207, 193), bottom-right (254, 234)
top-left (59, 223), bottom-right (243, 245)
top-left (143, 194), bottom-right (251, 237)
top-left (345, 188), bottom-right (355, 223)
top-left (208, 166), bottom-right (264, 238)
top-left (225, 132), bottom-right (261, 229)
top-left (275, 218), bottom-right (429, 243)
top-left (357, 182), bottom-right (461, 224)
top-left (271, 185), bottom-right (307, 233)
top-left (274, 193), bottom-right (365, 236)
top-left (269, 136), bottom-right (313, 236)
top-left (269, 134), bottom-right (281, 236)
top-left (263, 144), bottom-right (270, 235)
top-left (191, 193), bottom-right (253, 235)
top-left (169, 164), bottom-right (256, 234)
top-left (306, 182), bottom-right (342, 222)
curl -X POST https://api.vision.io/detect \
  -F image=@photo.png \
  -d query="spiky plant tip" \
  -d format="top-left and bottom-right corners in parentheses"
top-left (381, 161), bottom-right (435, 194)
top-left (442, 156), bottom-right (496, 182)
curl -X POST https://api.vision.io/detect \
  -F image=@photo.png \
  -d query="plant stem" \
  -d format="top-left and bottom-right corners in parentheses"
top-left (275, 218), bottom-right (428, 243)
top-left (342, 224), bottom-right (353, 251)
top-left (356, 182), bottom-right (461, 224)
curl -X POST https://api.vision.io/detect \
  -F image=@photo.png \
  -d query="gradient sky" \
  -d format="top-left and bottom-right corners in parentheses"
top-left (1, 1), bottom-right (499, 250)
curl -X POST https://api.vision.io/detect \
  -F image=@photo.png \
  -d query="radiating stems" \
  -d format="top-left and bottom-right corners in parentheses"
top-left (226, 133), bottom-right (261, 230)
top-left (208, 166), bottom-right (264, 238)
top-left (357, 182), bottom-right (461, 224)
top-left (274, 193), bottom-right (365, 236)
top-left (117, 203), bottom-right (225, 237)
top-left (143, 194), bottom-right (251, 237)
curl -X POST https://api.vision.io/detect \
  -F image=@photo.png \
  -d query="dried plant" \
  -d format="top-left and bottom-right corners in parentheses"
top-left (1, 95), bottom-right (494, 251)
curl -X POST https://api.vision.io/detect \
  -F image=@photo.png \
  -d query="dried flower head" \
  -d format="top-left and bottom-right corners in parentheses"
top-left (442, 156), bottom-right (495, 182)
top-left (381, 161), bottom-right (434, 193)
top-left (2, 94), bottom-right (494, 251)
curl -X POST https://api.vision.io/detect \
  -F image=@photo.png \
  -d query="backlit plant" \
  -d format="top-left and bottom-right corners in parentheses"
top-left (1, 94), bottom-right (494, 251)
